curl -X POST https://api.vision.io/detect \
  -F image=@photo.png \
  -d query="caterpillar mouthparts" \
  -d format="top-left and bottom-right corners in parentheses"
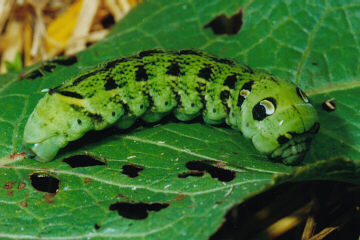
top-left (269, 134), bottom-right (313, 165)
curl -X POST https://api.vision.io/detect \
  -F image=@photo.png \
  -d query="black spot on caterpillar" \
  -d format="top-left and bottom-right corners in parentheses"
top-left (197, 64), bottom-right (214, 81)
top-left (237, 80), bottom-right (254, 108)
top-left (166, 60), bottom-right (183, 76)
top-left (135, 65), bottom-right (149, 82)
top-left (104, 76), bottom-right (118, 90)
top-left (54, 90), bottom-right (84, 99)
top-left (139, 49), bottom-right (165, 57)
top-left (23, 49), bottom-right (319, 165)
top-left (180, 49), bottom-right (203, 56)
top-left (223, 74), bottom-right (238, 89)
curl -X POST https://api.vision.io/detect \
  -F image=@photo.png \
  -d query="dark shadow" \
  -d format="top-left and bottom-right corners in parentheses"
top-left (58, 111), bottom-right (232, 160)
top-left (210, 181), bottom-right (360, 240)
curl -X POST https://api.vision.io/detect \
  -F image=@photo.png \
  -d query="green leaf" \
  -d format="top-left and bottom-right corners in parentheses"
top-left (0, 0), bottom-right (359, 239)
top-left (4, 52), bottom-right (23, 72)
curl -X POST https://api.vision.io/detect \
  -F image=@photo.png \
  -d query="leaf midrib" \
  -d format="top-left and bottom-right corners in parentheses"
top-left (306, 80), bottom-right (360, 96)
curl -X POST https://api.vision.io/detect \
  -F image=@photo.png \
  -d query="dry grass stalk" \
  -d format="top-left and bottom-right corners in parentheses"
top-left (0, 0), bottom-right (142, 73)
top-left (65, 0), bottom-right (100, 55)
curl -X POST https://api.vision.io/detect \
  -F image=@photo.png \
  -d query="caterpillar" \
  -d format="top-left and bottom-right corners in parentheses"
top-left (23, 49), bottom-right (319, 165)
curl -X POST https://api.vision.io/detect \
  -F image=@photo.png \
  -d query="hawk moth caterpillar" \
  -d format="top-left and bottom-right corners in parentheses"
top-left (23, 49), bottom-right (319, 164)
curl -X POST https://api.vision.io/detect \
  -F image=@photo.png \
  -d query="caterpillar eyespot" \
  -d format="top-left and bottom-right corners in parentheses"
top-left (23, 49), bottom-right (319, 165)
top-left (260, 98), bottom-right (276, 116)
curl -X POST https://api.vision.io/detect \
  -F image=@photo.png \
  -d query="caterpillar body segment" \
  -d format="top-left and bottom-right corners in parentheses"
top-left (23, 49), bottom-right (319, 164)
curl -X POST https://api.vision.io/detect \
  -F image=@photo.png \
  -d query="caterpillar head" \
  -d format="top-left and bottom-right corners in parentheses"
top-left (239, 74), bottom-right (319, 165)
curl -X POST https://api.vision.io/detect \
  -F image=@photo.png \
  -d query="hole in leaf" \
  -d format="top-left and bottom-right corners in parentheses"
top-left (30, 173), bottom-right (60, 193)
top-left (180, 161), bottom-right (235, 182)
top-left (63, 154), bottom-right (106, 168)
top-left (94, 223), bottom-right (101, 230)
top-left (42, 64), bottom-right (57, 73)
top-left (19, 55), bottom-right (78, 80)
top-left (121, 164), bottom-right (144, 178)
top-left (178, 170), bottom-right (205, 178)
top-left (109, 202), bottom-right (169, 220)
top-left (19, 68), bottom-right (43, 80)
top-left (204, 9), bottom-right (243, 35)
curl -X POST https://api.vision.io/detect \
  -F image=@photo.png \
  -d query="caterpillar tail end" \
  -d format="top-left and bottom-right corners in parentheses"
top-left (23, 136), bottom-right (66, 162)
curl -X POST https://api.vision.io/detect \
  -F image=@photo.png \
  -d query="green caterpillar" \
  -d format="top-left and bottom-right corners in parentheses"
top-left (23, 49), bottom-right (319, 165)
